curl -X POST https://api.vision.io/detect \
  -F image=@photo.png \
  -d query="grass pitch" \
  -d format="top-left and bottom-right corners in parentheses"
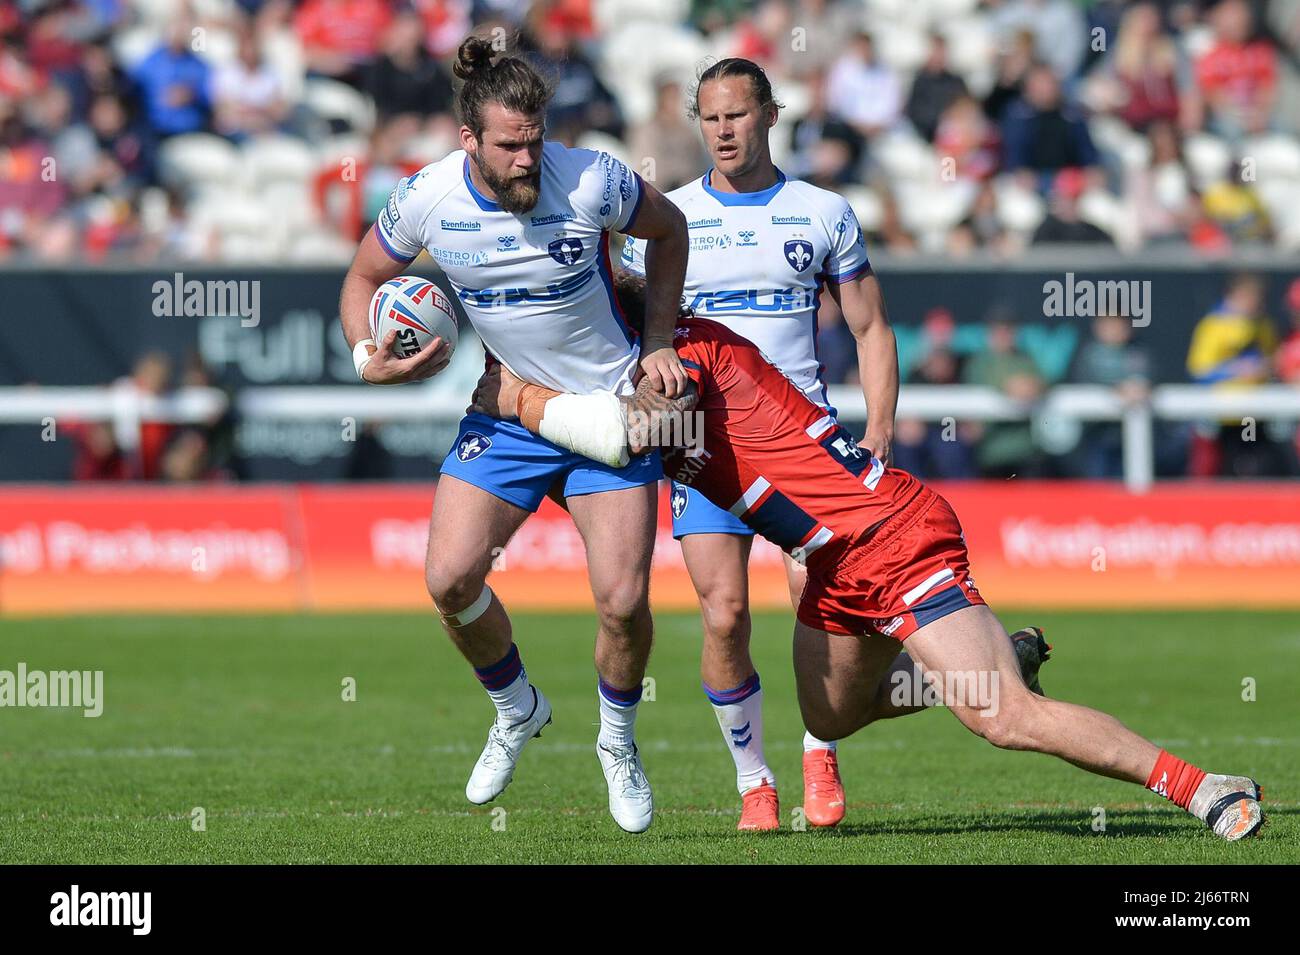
top-left (0, 609), bottom-right (1295, 864)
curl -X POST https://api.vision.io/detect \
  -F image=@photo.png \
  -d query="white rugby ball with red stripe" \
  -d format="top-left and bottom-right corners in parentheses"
top-left (368, 276), bottom-right (458, 363)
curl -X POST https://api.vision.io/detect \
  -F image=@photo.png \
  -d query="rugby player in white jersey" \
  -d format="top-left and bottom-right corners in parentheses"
top-left (622, 59), bottom-right (1049, 831)
top-left (621, 58), bottom-right (897, 830)
top-left (338, 36), bottom-right (690, 833)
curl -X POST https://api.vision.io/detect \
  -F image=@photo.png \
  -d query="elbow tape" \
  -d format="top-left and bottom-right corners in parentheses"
top-left (538, 392), bottom-right (629, 468)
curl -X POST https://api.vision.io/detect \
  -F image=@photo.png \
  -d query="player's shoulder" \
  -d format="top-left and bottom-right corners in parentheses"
top-left (392, 150), bottom-right (465, 210)
top-left (779, 177), bottom-right (856, 225)
top-left (545, 141), bottom-right (629, 183)
top-left (663, 175), bottom-right (708, 207)
top-left (547, 141), bottom-right (637, 208)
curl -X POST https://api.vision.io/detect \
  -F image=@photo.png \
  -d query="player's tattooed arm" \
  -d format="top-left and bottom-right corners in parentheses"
top-left (624, 375), bottom-right (699, 456)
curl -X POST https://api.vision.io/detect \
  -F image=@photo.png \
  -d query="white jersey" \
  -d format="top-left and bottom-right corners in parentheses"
top-left (622, 170), bottom-right (869, 407)
top-left (377, 141), bottom-right (644, 396)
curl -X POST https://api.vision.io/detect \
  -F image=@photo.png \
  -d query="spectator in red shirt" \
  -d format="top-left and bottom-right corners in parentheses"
top-left (1193, 0), bottom-right (1277, 141)
top-left (294, 0), bottom-right (393, 87)
top-left (69, 422), bottom-right (129, 482)
top-left (1088, 2), bottom-right (1182, 132)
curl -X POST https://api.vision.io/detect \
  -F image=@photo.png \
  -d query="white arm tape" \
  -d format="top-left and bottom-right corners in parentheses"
top-left (537, 392), bottom-right (629, 468)
top-left (353, 339), bottom-right (376, 381)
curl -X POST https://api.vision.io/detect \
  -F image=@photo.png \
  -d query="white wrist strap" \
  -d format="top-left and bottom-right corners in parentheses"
top-left (353, 339), bottom-right (376, 381)
top-left (538, 392), bottom-right (629, 468)
top-left (439, 584), bottom-right (494, 627)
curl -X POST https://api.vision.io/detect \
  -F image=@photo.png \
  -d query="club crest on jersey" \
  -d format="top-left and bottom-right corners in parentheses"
top-left (784, 239), bottom-right (814, 272)
top-left (457, 432), bottom-right (492, 462)
top-left (670, 485), bottom-right (688, 519)
top-left (547, 237), bottom-right (584, 266)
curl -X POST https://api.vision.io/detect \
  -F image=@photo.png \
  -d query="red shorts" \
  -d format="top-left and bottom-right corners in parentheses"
top-left (797, 486), bottom-right (986, 640)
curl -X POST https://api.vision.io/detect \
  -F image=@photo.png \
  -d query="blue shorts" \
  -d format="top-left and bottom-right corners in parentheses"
top-left (440, 412), bottom-right (663, 512)
top-left (669, 481), bottom-right (754, 539)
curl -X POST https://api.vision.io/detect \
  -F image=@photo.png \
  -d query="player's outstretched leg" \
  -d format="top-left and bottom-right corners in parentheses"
top-left (569, 484), bottom-right (658, 833)
top-left (791, 617), bottom-right (1048, 827)
top-left (425, 476), bottom-right (548, 806)
top-left (848, 625), bottom-right (1052, 728)
top-left (684, 532), bottom-right (780, 832)
top-left (903, 604), bottom-right (1264, 841)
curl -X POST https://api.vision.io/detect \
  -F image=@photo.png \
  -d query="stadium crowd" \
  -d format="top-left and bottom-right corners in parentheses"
top-left (2, 0), bottom-right (1300, 260)
top-left (3, 0), bottom-right (1299, 481)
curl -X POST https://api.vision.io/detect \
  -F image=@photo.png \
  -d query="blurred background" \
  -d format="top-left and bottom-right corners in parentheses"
top-left (1, 0), bottom-right (1298, 613)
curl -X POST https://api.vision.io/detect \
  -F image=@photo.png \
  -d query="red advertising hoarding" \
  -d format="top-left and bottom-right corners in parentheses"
top-left (2, 483), bottom-right (1298, 615)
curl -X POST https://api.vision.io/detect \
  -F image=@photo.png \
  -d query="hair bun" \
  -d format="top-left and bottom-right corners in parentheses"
top-left (454, 36), bottom-right (496, 81)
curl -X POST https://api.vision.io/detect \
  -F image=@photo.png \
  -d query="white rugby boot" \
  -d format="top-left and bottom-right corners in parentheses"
top-left (1190, 774), bottom-right (1265, 841)
top-left (596, 741), bottom-right (654, 833)
top-left (465, 686), bottom-right (552, 805)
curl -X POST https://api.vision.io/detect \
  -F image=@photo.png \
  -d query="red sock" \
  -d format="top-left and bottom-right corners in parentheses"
top-left (1145, 750), bottom-right (1207, 810)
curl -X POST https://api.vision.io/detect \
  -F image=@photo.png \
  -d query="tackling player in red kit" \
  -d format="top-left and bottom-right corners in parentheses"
top-left (469, 274), bottom-right (1265, 843)
top-left (659, 316), bottom-right (982, 643)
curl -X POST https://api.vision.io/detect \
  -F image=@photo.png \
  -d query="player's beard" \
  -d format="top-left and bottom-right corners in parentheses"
top-left (476, 157), bottom-right (542, 214)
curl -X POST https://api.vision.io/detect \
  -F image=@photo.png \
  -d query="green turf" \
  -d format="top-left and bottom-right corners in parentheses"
top-left (0, 610), bottom-right (1295, 864)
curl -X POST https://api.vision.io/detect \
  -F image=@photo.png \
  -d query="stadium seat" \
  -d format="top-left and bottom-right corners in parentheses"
top-left (871, 21), bottom-right (930, 75)
top-left (1239, 134), bottom-right (1300, 182)
top-left (194, 25), bottom-right (239, 68)
top-left (1183, 133), bottom-right (1233, 190)
top-left (874, 131), bottom-right (939, 183)
top-left (775, 79), bottom-right (813, 129)
top-left (929, 0), bottom-right (981, 18)
top-left (599, 22), bottom-right (709, 125)
top-left (243, 135), bottom-right (317, 190)
top-left (125, 0), bottom-right (175, 29)
top-left (404, 131), bottom-right (459, 166)
top-left (190, 193), bottom-right (272, 236)
top-left (256, 181), bottom-right (318, 229)
top-left (158, 133), bottom-right (243, 191)
top-left (218, 231), bottom-right (285, 263)
top-left (302, 78), bottom-right (376, 137)
top-left (261, 26), bottom-right (306, 104)
top-left (577, 132), bottom-right (634, 167)
top-left (895, 179), bottom-right (977, 252)
top-left (1077, 188), bottom-right (1130, 247)
top-left (284, 229), bottom-right (358, 264)
top-left (109, 23), bottom-right (162, 70)
top-left (841, 185), bottom-right (885, 234)
top-left (994, 177), bottom-right (1046, 234)
top-left (1256, 180), bottom-right (1300, 249)
top-left (1090, 116), bottom-right (1152, 172)
top-left (593, 0), bottom-right (690, 31)
top-left (941, 16), bottom-right (997, 92)
top-left (315, 134), bottom-right (371, 170)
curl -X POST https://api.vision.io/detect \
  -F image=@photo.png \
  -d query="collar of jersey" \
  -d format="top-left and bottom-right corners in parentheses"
top-left (463, 157), bottom-right (501, 212)
top-left (701, 168), bottom-right (787, 206)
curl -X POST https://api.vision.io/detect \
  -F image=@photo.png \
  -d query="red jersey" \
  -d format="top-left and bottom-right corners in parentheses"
top-left (663, 317), bottom-right (922, 570)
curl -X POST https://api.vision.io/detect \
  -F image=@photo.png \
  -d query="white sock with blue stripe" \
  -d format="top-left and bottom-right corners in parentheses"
top-left (597, 678), bottom-right (641, 750)
top-left (705, 674), bottom-right (774, 794)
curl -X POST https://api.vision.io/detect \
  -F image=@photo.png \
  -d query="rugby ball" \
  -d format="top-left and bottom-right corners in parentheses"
top-left (368, 276), bottom-right (458, 362)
